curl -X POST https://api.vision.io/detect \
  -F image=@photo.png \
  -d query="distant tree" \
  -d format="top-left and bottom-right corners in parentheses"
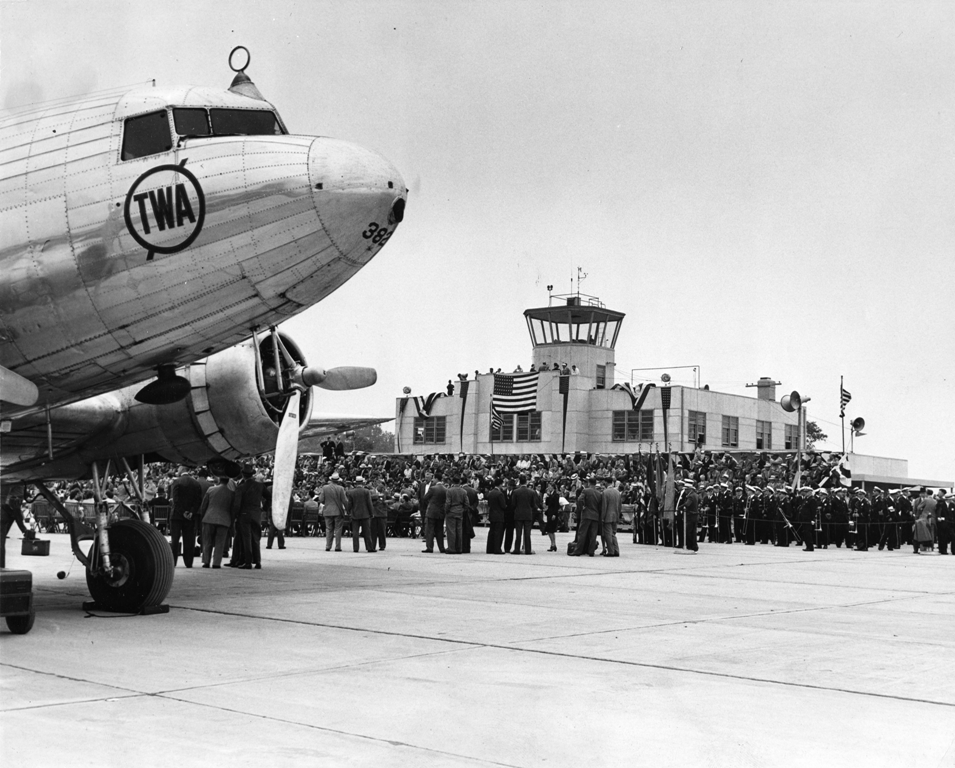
top-left (352, 424), bottom-right (395, 453)
top-left (806, 420), bottom-right (827, 449)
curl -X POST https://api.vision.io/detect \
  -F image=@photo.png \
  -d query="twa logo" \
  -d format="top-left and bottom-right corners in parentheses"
top-left (124, 160), bottom-right (205, 261)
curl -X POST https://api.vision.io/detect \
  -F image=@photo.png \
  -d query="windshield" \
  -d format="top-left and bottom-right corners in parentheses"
top-left (209, 109), bottom-right (284, 136)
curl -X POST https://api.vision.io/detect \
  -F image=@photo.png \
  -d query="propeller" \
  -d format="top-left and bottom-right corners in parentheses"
top-left (264, 330), bottom-right (378, 529)
top-left (270, 389), bottom-right (301, 531)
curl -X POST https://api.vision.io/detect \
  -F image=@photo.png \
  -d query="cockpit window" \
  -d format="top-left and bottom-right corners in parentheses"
top-left (121, 110), bottom-right (172, 160)
top-left (173, 108), bottom-right (210, 137)
top-left (209, 109), bottom-right (284, 136)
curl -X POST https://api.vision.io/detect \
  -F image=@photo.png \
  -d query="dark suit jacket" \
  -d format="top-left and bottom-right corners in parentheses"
top-left (487, 488), bottom-right (508, 523)
top-left (510, 485), bottom-right (541, 522)
top-left (171, 475), bottom-right (203, 521)
top-left (232, 479), bottom-right (266, 524)
top-left (424, 483), bottom-right (447, 519)
top-left (578, 487), bottom-right (602, 521)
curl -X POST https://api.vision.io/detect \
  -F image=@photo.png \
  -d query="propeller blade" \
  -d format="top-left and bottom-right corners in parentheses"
top-left (270, 389), bottom-right (301, 530)
top-left (0, 365), bottom-right (39, 406)
top-left (300, 366), bottom-right (377, 391)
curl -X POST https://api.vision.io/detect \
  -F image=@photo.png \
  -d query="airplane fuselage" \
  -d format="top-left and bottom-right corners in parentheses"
top-left (0, 81), bottom-right (406, 412)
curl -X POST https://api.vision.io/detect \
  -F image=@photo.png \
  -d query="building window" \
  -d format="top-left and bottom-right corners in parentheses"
top-left (688, 411), bottom-right (706, 447)
top-left (516, 412), bottom-right (542, 442)
top-left (785, 424), bottom-right (799, 450)
top-left (413, 416), bottom-right (446, 444)
top-left (490, 413), bottom-right (514, 442)
top-left (612, 410), bottom-right (654, 442)
top-left (756, 420), bottom-right (772, 450)
top-left (721, 415), bottom-right (739, 448)
top-left (492, 412), bottom-right (541, 442)
top-left (595, 365), bottom-right (606, 389)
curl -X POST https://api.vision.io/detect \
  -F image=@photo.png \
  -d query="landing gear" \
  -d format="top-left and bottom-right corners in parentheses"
top-left (86, 520), bottom-right (174, 613)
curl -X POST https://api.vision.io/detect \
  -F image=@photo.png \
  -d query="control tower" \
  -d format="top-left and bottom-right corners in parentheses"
top-left (523, 293), bottom-right (624, 384)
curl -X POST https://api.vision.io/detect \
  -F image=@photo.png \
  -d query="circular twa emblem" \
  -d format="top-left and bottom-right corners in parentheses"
top-left (124, 159), bottom-right (205, 261)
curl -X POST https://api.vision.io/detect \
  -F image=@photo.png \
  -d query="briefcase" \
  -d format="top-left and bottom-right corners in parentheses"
top-left (21, 538), bottom-right (50, 556)
top-left (566, 541), bottom-right (577, 556)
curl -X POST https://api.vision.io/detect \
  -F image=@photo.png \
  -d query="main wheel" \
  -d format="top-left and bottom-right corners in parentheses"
top-left (86, 519), bottom-right (174, 612)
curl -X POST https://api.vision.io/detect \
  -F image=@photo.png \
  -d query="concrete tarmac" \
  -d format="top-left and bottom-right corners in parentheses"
top-left (2, 530), bottom-right (953, 768)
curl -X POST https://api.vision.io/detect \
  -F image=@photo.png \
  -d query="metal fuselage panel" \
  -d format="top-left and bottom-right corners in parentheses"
top-left (0, 85), bottom-right (405, 411)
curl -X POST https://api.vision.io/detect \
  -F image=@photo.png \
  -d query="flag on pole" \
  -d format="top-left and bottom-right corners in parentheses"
top-left (840, 385), bottom-right (852, 417)
top-left (490, 401), bottom-right (504, 431)
top-left (492, 371), bottom-right (539, 413)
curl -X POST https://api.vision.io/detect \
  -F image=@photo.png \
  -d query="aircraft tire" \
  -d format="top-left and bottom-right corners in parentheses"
top-left (86, 520), bottom-right (175, 612)
top-left (6, 610), bottom-right (35, 634)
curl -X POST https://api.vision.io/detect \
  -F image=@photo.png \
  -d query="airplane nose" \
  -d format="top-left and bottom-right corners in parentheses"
top-left (307, 138), bottom-right (406, 262)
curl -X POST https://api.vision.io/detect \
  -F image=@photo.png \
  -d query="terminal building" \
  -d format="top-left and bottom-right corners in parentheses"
top-left (392, 291), bottom-right (951, 491)
top-left (394, 292), bottom-right (807, 456)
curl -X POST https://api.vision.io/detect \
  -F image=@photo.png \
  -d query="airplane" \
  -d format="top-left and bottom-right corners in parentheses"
top-left (0, 47), bottom-right (407, 613)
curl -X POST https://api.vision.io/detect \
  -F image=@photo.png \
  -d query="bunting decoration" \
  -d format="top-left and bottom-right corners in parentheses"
top-left (458, 380), bottom-right (470, 452)
top-left (611, 382), bottom-right (656, 411)
top-left (412, 392), bottom-right (445, 419)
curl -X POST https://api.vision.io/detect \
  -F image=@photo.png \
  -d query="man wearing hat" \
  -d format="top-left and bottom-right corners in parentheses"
top-left (570, 475), bottom-right (602, 556)
top-left (230, 462), bottom-right (266, 569)
top-left (871, 487), bottom-right (891, 551)
top-left (829, 487), bottom-right (849, 548)
top-left (795, 486), bottom-right (815, 552)
top-left (421, 471), bottom-right (447, 554)
top-left (850, 488), bottom-right (871, 551)
top-left (346, 475), bottom-right (376, 553)
top-left (935, 490), bottom-right (953, 556)
top-left (170, 467), bottom-right (203, 568)
top-left (716, 483), bottom-right (733, 544)
top-left (1, 489), bottom-right (28, 569)
top-left (320, 473), bottom-right (348, 552)
top-left (772, 487), bottom-right (792, 547)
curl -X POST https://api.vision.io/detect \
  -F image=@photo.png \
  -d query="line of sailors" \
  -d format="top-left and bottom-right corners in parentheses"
top-left (637, 483), bottom-right (954, 554)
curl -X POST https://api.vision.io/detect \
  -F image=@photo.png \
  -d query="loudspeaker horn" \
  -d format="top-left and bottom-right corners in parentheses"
top-left (780, 390), bottom-right (802, 413)
top-left (851, 417), bottom-right (865, 432)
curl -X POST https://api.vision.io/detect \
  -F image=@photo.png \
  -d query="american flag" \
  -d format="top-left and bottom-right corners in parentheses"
top-left (840, 385), bottom-right (852, 417)
top-left (490, 401), bottom-right (504, 431)
top-left (492, 371), bottom-right (539, 413)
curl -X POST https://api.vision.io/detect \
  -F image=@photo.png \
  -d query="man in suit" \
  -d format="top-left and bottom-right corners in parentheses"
top-left (509, 474), bottom-right (541, 555)
top-left (422, 472), bottom-right (447, 553)
top-left (230, 463), bottom-right (266, 569)
top-left (600, 480), bottom-right (623, 557)
top-left (444, 474), bottom-right (469, 554)
top-left (485, 477), bottom-right (508, 554)
top-left (170, 467), bottom-right (203, 568)
top-left (346, 476), bottom-right (376, 552)
top-left (571, 476), bottom-right (602, 556)
top-left (320, 473), bottom-right (348, 551)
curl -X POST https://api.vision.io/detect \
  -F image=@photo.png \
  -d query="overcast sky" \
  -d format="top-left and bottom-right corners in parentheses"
top-left (2, 1), bottom-right (953, 480)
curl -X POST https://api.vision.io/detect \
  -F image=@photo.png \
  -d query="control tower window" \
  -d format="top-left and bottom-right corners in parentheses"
top-left (210, 108), bottom-right (285, 136)
top-left (173, 108), bottom-right (210, 137)
top-left (121, 110), bottom-right (172, 160)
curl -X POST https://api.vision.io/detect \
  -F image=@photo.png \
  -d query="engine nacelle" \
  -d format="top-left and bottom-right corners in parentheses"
top-left (7, 334), bottom-right (312, 480)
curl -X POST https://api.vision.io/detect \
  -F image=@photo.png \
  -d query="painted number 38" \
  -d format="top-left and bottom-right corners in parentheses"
top-left (361, 222), bottom-right (392, 246)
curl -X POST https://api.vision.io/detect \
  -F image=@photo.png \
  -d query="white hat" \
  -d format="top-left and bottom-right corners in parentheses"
top-left (355, 476), bottom-right (365, 483)
top-left (330, 473), bottom-right (340, 480)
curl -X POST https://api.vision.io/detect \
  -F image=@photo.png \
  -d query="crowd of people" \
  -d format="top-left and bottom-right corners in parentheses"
top-left (4, 447), bottom-right (953, 569)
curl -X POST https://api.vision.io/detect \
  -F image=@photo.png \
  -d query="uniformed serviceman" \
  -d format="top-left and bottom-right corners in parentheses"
top-left (851, 488), bottom-right (872, 551)
top-left (796, 486), bottom-right (816, 552)
top-left (936, 490), bottom-right (953, 556)
top-left (732, 486), bottom-right (747, 543)
top-left (717, 482), bottom-right (734, 543)
top-left (830, 487), bottom-right (850, 548)
top-left (681, 480), bottom-right (699, 553)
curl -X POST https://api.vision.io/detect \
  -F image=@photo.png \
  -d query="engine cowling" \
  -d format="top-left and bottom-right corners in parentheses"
top-left (6, 334), bottom-right (312, 480)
